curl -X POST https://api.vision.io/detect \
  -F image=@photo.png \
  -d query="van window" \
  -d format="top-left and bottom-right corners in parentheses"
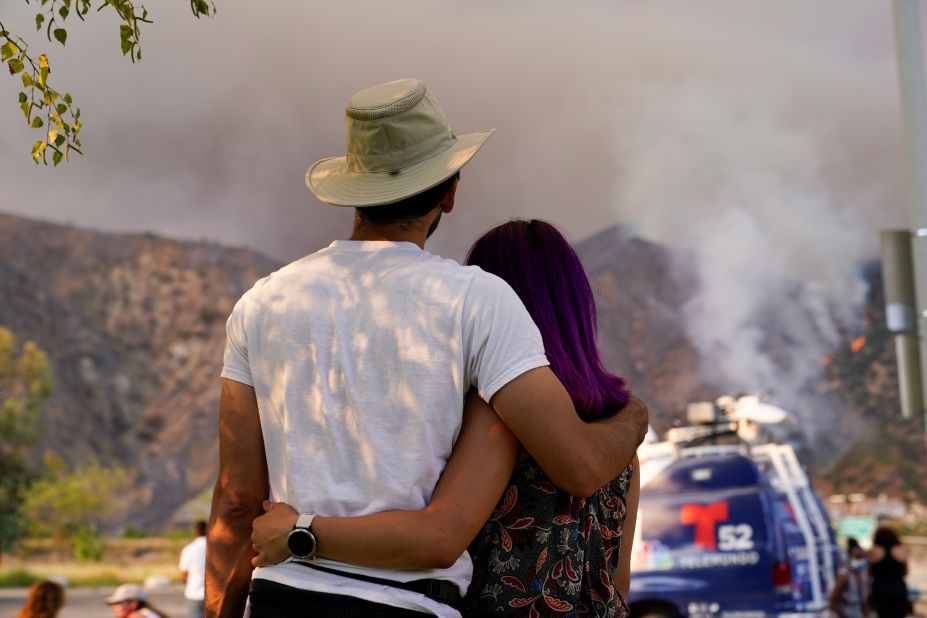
top-left (643, 455), bottom-right (763, 495)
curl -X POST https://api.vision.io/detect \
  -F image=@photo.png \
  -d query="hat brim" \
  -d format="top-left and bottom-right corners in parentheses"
top-left (306, 129), bottom-right (494, 207)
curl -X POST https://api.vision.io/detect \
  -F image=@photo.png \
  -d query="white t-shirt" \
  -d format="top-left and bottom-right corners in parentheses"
top-left (221, 240), bottom-right (548, 617)
top-left (178, 536), bottom-right (206, 600)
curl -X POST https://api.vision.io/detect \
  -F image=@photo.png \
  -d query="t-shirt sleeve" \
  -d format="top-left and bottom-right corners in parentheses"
top-left (462, 272), bottom-right (549, 402)
top-left (178, 544), bottom-right (190, 571)
top-left (220, 294), bottom-right (254, 387)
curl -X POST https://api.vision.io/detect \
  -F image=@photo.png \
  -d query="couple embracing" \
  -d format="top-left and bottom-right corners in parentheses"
top-left (206, 78), bottom-right (648, 618)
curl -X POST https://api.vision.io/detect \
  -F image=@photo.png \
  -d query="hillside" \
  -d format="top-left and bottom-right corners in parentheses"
top-left (0, 213), bottom-right (278, 529)
top-left (0, 213), bottom-right (924, 529)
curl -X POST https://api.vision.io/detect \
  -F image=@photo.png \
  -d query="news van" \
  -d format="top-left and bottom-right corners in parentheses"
top-left (627, 397), bottom-right (839, 618)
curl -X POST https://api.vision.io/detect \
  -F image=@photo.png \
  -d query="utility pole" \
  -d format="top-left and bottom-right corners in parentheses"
top-left (891, 0), bottom-right (927, 451)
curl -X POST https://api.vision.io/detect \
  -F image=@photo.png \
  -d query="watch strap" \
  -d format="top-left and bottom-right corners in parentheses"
top-left (295, 513), bottom-right (316, 529)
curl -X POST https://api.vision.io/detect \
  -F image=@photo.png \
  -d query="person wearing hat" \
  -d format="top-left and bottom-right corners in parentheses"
top-left (106, 584), bottom-right (170, 618)
top-left (207, 78), bottom-right (648, 618)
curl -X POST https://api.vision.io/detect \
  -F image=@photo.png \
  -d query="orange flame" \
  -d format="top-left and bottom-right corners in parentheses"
top-left (850, 336), bottom-right (866, 354)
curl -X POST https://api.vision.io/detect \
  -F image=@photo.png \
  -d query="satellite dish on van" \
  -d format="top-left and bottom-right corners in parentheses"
top-left (727, 396), bottom-right (791, 425)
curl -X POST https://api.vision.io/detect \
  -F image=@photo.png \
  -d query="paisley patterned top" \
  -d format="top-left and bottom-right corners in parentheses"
top-left (465, 457), bottom-right (635, 617)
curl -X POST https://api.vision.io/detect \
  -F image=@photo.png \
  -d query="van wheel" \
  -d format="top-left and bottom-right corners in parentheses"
top-left (629, 601), bottom-right (684, 618)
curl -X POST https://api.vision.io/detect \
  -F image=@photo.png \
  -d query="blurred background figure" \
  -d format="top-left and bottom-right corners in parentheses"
top-left (828, 537), bottom-right (869, 618)
top-left (868, 526), bottom-right (912, 618)
top-left (106, 583), bottom-right (171, 618)
top-left (178, 520), bottom-right (207, 618)
top-left (15, 580), bottom-right (65, 618)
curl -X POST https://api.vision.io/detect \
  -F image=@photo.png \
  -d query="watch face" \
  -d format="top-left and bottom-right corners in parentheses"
top-left (287, 528), bottom-right (317, 559)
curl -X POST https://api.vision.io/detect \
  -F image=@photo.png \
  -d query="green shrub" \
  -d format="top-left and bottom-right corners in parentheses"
top-left (120, 524), bottom-right (148, 539)
top-left (0, 568), bottom-right (39, 587)
top-left (68, 570), bottom-right (122, 587)
top-left (72, 527), bottom-right (106, 563)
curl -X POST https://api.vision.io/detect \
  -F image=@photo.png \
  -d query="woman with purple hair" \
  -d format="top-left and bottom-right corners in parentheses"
top-left (251, 219), bottom-right (640, 617)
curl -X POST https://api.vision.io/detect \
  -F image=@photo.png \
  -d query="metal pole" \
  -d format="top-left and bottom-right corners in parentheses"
top-left (892, 0), bottom-right (927, 448)
top-left (881, 230), bottom-right (922, 418)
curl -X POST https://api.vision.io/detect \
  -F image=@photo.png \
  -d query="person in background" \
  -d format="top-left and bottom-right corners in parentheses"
top-left (15, 579), bottom-right (64, 618)
top-left (178, 520), bottom-right (207, 617)
top-left (105, 583), bottom-right (171, 618)
top-left (828, 537), bottom-right (869, 618)
top-left (868, 526), bottom-right (912, 618)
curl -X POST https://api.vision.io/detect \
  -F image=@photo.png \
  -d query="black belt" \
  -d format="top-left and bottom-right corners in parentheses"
top-left (295, 561), bottom-right (463, 609)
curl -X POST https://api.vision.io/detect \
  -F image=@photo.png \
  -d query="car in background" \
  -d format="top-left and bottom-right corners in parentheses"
top-left (627, 397), bottom-right (838, 618)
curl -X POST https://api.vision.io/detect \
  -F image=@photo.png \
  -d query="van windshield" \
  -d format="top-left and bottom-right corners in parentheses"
top-left (634, 457), bottom-right (771, 574)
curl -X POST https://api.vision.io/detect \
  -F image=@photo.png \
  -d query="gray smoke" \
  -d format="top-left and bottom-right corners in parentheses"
top-left (0, 0), bottom-right (910, 441)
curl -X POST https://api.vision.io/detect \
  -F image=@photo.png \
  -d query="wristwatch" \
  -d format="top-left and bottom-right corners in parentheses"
top-left (287, 513), bottom-right (318, 560)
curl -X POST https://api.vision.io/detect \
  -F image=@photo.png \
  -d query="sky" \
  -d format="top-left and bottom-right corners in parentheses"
top-left (0, 0), bottom-right (919, 420)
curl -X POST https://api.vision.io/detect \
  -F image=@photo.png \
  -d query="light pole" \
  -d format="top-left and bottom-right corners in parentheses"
top-left (890, 0), bottom-right (927, 450)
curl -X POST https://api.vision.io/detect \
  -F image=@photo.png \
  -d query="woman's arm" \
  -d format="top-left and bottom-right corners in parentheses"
top-left (613, 455), bottom-right (640, 598)
top-left (251, 392), bottom-right (519, 570)
top-left (828, 572), bottom-right (850, 618)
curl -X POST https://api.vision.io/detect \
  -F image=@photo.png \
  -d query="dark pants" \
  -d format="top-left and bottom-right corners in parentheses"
top-left (248, 579), bottom-right (432, 618)
top-left (186, 599), bottom-right (205, 618)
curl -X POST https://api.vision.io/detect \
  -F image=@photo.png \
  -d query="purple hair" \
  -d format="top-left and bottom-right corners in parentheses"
top-left (466, 219), bottom-right (630, 421)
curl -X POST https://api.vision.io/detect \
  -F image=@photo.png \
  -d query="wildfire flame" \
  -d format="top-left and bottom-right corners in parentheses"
top-left (850, 336), bottom-right (866, 354)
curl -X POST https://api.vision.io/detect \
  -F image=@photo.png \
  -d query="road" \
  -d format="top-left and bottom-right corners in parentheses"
top-left (0, 587), bottom-right (187, 618)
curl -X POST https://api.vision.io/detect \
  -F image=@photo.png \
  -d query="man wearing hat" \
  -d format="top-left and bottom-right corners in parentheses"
top-left (207, 78), bottom-right (648, 617)
top-left (106, 584), bottom-right (169, 618)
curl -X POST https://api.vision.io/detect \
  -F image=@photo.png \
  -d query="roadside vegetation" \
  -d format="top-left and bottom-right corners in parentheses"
top-left (1, 325), bottom-right (141, 567)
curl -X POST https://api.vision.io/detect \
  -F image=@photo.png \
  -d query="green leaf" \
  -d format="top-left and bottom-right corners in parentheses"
top-left (53, 28), bottom-right (67, 45)
top-left (54, 134), bottom-right (65, 147)
top-left (36, 13), bottom-right (46, 30)
top-left (0, 42), bottom-right (15, 61)
top-left (63, 92), bottom-right (72, 104)
top-left (59, 6), bottom-right (69, 19)
top-left (19, 92), bottom-right (28, 104)
top-left (21, 101), bottom-right (31, 120)
top-left (31, 117), bottom-right (44, 128)
top-left (39, 67), bottom-right (48, 88)
top-left (52, 149), bottom-right (63, 166)
top-left (57, 103), bottom-right (67, 114)
top-left (22, 72), bottom-right (34, 87)
top-left (8, 58), bottom-right (24, 75)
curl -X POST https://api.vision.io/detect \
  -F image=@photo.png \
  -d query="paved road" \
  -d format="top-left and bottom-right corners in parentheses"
top-left (0, 587), bottom-right (188, 618)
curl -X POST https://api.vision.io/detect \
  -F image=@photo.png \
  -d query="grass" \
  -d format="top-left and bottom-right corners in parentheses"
top-left (0, 568), bottom-right (39, 587)
top-left (0, 538), bottom-right (186, 588)
top-left (0, 561), bottom-right (180, 588)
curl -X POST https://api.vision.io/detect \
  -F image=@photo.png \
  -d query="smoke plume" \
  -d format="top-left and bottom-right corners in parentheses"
top-left (0, 0), bottom-right (910, 442)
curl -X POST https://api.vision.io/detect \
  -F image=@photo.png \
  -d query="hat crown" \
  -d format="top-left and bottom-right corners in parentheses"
top-left (343, 78), bottom-right (455, 173)
top-left (346, 78), bottom-right (426, 120)
top-left (106, 583), bottom-right (147, 604)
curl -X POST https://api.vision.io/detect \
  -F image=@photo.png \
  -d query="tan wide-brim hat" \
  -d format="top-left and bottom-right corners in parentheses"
top-left (306, 78), bottom-right (494, 207)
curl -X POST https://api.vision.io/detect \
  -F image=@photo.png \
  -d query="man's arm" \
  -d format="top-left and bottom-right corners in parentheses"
top-left (206, 378), bottom-right (269, 618)
top-left (490, 366), bottom-right (648, 497)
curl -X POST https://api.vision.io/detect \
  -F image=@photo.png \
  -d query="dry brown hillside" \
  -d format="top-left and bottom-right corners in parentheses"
top-left (0, 214), bottom-right (923, 529)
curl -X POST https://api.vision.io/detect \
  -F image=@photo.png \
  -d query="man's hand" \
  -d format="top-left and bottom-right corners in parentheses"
top-left (251, 501), bottom-right (298, 567)
top-left (623, 396), bottom-right (650, 446)
top-left (491, 367), bottom-right (649, 497)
